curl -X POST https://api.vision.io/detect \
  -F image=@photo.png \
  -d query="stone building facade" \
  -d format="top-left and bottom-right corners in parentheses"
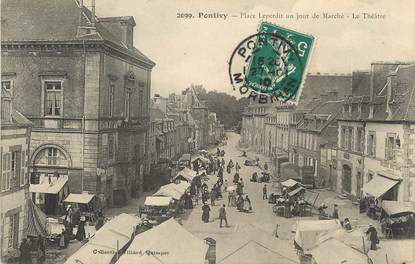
top-left (0, 88), bottom-right (32, 261)
top-left (1, 0), bottom-right (155, 206)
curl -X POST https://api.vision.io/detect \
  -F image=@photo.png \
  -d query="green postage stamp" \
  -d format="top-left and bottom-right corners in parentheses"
top-left (229, 22), bottom-right (314, 104)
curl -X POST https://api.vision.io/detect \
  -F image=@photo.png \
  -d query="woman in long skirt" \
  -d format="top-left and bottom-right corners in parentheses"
top-left (202, 203), bottom-right (210, 223)
top-left (244, 195), bottom-right (252, 213)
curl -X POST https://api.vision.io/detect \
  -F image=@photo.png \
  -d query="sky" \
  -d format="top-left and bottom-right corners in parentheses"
top-left (95, 0), bottom-right (415, 97)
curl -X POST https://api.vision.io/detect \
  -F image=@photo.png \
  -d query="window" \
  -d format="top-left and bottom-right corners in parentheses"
top-left (11, 151), bottom-right (21, 187)
top-left (124, 89), bottom-right (131, 120)
top-left (2, 80), bottom-right (12, 92)
top-left (341, 127), bottom-right (346, 149)
top-left (108, 135), bottom-right (114, 159)
top-left (348, 128), bottom-right (354, 151)
top-left (356, 128), bottom-right (364, 152)
top-left (109, 84), bottom-right (114, 117)
top-left (1, 98), bottom-right (11, 122)
top-left (385, 133), bottom-right (397, 161)
top-left (45, 81), bottom-right (62, 116)
top-left (47, 148), bottom-right (58, 165)
top-left (367, 172), bottom-right (374, 182)
top-left (8, 213), bottom-right (19, 249)
top-left (367, 131), bottom-right (376, 157)
top-left (139, 90), bottom-right (144, 116)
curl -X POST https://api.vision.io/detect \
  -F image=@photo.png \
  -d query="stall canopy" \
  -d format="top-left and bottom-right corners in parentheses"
top-left (362, 176), bottom-right (400, 199)
top-left (154, 181), bottom-right (190, 200)
top-left (64, 213), bottom-right (140, 264)
top-left (281, 179), bottom-right (300, 189)
top-left (64, 193), bottom-right (95, 204)
top-left (294, 219), bottom-right (342, 251)
top-left (316, 227), bottom-right (366, 253)
top-left (303, 190), bottom-right (320, 207)
top-left (217, 223), bottom-right (298, 264)
top-left (29, 175), bottom-right (68, 194)
top-left (309, 238), bottom-right (367, 264)
top-left (193, 155), bottom-right (209, 163)
top-left (381, 200), bottom-right (415, 217)
top-left (116, 218), bottom-right (208, 264)
top-left (25, 198), bottom-right (48, 237)
top-left (288, 187), bottom-right (305, 197)
top-left (145, 196), bottom-right (172, 206)
top-left (173, 167), bottom-right (198, 182)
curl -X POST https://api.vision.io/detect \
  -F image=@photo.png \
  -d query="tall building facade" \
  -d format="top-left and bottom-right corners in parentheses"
top-left (1, 0), bottom-right (155, 206)
top-left (0, 88), bottom-right (32, 261)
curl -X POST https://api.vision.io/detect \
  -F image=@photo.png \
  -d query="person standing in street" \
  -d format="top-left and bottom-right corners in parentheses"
top-left (332, 204), bottom-right (339, 219)
top-left (202, 202), bottom-right (211, 223)
top-left (210, 188), bottom-right (217, 206)
top-left (244, 195), bottom-right (252, 213)
top-left (235, 162), bottom-right (241, 173)
top-left (219, 204), bottom-right (229, 228)
top-left (19, 238), bottom-right (32, 264)
top-left (264, 162), bottom-right (268, 171)
top-left (263, 184), bottom-right (268, 200)
top-left (366, 223), bottom-right (379, 250)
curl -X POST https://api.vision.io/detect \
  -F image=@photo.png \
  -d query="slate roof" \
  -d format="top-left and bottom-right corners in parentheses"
top-left (339, 63), bottom-right (415, 122)
top-left (297, 100), bottom-right (343, 132)
top-left (1, 0), bottom-right (155, 67)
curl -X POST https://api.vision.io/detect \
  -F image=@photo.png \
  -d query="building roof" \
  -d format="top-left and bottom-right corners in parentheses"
top-left (297, 100), bottom-right (343, 132)
top-left (1, 0), bottom-right (155, 67)
top-left (150, 107), bottom-right (166, 121)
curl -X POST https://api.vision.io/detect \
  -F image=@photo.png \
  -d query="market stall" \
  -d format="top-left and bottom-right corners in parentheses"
top-left (308, 237), bottom-right (367, 264)
top-left (64, 213), bottom-right (140, 264)
top-left (293, 219), bottom-right (342, 252)
top-left (172, 167), bottom-right (198, 183)
top-left (63, 193), bottom-right (99, 222)
top-left (179, 153), bottom-right (191, 168)
top-left (380, 200), bottom-right (415, 238)
top-left (116, 218), bottom-right (208, 264)
top-left (29, 175), bottom-right (69, 215)
top-left (140, 196), bottom-right (174, 224)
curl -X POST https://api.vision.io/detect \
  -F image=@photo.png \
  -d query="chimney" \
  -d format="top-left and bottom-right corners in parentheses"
top-left (100, 17), bottom-right (136, 49)
top-left (91, 0), bottom-right (96, 27)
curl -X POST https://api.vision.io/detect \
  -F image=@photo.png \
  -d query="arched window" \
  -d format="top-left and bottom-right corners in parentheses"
top-left (33, 146), bottom-right (70, 167)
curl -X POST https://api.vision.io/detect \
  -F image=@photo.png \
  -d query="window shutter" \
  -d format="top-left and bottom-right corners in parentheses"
top-left (21, 150), bottom-right (26, 186)
top-left (385, 137), bottom-right (388, 160)
top-left (373, 134), bottom-right (376, 157)
top-left (6, 153), bottom-right (11, 190)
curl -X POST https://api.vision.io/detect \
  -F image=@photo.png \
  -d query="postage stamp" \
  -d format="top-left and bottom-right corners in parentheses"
top-left (229, 22), bottom-right (314, 104)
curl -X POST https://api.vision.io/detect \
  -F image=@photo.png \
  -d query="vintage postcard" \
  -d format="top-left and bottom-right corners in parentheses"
top-left (1, 0), bottom-right (415, 264)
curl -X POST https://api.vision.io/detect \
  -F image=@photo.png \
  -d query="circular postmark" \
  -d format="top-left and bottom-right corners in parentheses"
top-left (229, 31), bottom-right (306, 103)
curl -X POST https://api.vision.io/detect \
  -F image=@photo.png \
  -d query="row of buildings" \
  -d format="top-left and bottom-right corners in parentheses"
top-left (241, 62), bottom-right (415, 203)
top-left (0, 0), bottom-right (224, 260)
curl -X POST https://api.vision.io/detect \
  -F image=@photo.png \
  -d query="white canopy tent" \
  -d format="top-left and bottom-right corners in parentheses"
top-left (281, 179), bottom-right (300, 189)
top-left (173, 167), bottom-right (198, 182)
top-left (117, 218), bottom-right (208, 264)
top-left (294, 219), bottom-right (342, 251)
top-left (64, 213), bottom-right (140, 264)
top-left (64, 193), bottom-right (95, 204)
top-left (309, 238), bottom-right (367, 264)
top-left (144, 196), bottom-right (172, 207)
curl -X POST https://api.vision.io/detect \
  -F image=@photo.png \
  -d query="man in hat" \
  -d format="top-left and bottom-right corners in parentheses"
top-left (219, 204), bottom-right (229, 228)
top-left (366, 223), bottom-right (379, 250)
top-left (263, 184), bottom-right (268, 200)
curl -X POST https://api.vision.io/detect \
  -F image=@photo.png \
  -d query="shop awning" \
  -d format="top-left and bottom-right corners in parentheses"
top-left (29, 175), bottom-right (68, 194)
top-left (64, 193), bottom-right (95, 204)
top-left (144, 196), bottom-right (172, 206)
top-left (25, 199), bottom-right (48, 237)
top-left (362, 176), bottom-right (400, 199)
top-left (381, 200), bottom-right (415, 217)
top-left (173, 167), bottom-right (198, 182)
top-left (179, 153), bottom-right (191, 161)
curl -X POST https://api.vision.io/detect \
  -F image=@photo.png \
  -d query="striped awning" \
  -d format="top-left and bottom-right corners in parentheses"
top-left (25, 199), bottom-right (48, 237)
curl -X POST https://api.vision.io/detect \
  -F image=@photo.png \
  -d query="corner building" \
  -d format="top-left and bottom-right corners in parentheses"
top-left (1, 0), bottom-right (155, 206)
